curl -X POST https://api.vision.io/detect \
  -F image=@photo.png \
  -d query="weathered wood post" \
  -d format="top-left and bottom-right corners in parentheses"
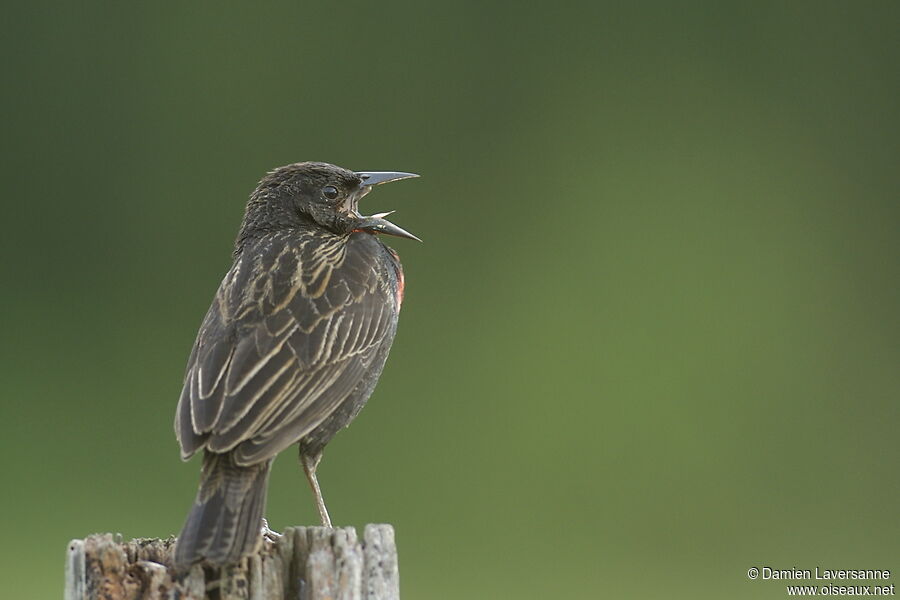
top-left (65, 524), bottom-right (399, 600)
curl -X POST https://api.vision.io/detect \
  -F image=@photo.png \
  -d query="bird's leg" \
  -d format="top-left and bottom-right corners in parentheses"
top-left (300, 450), bottom-right (332, 527)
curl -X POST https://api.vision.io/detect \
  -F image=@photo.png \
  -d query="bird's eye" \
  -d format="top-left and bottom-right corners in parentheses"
top-left (322, 185), bottom-right (339, 200)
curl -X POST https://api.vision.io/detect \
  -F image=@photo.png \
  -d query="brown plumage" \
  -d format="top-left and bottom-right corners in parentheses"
top-left (172, 162), bottom-right (418, 570)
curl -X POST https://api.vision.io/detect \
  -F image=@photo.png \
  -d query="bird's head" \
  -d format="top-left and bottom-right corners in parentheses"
top-left (241, 161), bottom-right (419, 243)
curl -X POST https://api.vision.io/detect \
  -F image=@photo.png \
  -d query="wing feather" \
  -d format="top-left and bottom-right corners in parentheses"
top-left (174, 230), bottom-right (401, 464)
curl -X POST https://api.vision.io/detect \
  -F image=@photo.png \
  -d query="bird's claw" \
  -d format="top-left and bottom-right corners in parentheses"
top-left (261, 518), bottom-right (282, 542)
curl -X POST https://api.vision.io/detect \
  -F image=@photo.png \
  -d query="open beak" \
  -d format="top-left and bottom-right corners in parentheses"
top-left (353, 170), bottom-right (421, 241)
top-left (356, 171), bottom-right (419, 187)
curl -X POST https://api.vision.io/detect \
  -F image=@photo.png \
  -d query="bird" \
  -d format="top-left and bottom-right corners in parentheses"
top-left (172, 161), bottom-right (419, 570)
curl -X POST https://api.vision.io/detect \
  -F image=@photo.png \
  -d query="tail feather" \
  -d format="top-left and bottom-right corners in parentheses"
top-left (174, 452), bottom-right (272, 570)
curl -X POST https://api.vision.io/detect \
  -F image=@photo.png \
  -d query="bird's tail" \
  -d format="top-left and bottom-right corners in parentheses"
top-left (173, 451), bottom-right (272, 571)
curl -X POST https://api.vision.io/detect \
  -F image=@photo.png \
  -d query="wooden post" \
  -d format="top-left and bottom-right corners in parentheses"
top-left (65, 524), bottom-right (399, 600)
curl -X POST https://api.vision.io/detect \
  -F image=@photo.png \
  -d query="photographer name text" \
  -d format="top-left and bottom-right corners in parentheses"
top-left (761, 568), bottom-right (891, 581)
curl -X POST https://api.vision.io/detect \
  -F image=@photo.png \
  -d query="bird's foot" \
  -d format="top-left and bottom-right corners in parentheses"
top-left (261, 518), bottom-right (282, 542)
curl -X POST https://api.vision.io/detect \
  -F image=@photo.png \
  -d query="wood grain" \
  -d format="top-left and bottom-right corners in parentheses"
top-left (65, 525), bottom-right (399, 600)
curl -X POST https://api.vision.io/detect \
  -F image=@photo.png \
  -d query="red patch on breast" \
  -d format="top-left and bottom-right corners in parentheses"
top-left (385, 246), bottom-right (405, 308)
top-left (396, 268), bottom-right (405, 308)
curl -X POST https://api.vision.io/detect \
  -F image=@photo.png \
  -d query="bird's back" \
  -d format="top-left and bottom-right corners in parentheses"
top-left (175, 227), bottom-right (404, 466)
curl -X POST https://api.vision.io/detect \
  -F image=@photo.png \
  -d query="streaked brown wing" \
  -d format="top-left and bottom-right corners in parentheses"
top-left (175, 230), bottom-right (399, 465)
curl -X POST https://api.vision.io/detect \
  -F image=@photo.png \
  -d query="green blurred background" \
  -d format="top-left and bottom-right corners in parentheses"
top-left (2, 2), bottom-right (898, 598)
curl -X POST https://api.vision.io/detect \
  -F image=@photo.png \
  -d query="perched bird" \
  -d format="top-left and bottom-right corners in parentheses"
top-left (172, 161), bottom-right (418, 570)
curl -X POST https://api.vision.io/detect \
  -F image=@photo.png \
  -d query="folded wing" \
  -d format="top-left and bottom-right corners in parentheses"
top-left (175, 231), bottom-right (399, 466)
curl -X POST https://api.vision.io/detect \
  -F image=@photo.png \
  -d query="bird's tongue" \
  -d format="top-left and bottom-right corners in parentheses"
top-left (341, 195), bottom-right (361, 215)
